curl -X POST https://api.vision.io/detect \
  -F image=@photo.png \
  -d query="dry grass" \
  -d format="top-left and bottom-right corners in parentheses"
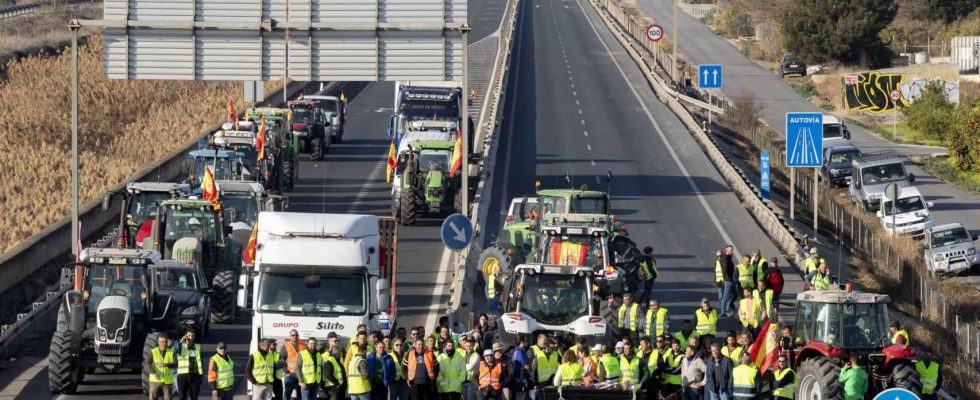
top-left (0, 4), bottom-right (101, 59)
top-left (0, 36), bottom-right (242, 254)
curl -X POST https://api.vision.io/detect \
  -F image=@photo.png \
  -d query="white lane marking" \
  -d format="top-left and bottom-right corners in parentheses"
top-left (580, 119), bottom-right (586, 125)
top-left (571, 83), bottom-right (575, 89)
top-left (425, 247), bottom-right (453, 331)
top-left (347, 160), bottom-right (386, 213)
top-left (578, 109), bottom-right (583, 115)
top-left (586, 144), bottom-right (592, 151)
top-left (573, 91), bottom-right (577, 96)
top-left (583, 130), bottom-right (589, 137)
top-left (595, 176), bottom-right (601, 183)
top-left (591, 160), bottom-right (597, 166)
top-left (575, 99), bottom-right (580, 105)
top-left (1, 358), bottom-right (46, 397)
top-left (573, 0), bottom-right (740, 256)
top-left (568, 76), bottom-right (573, 81)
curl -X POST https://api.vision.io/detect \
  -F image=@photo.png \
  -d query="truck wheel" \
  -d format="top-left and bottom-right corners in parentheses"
top-left (391, 193), bottom-right (401, 220)
top-left (312, 137), bottom-right (325, 161)
top-left (797, 357), bottom-right (843, 400)
top-left (141, 331), bottom-right (161, 394)
top-left (48, 329), bottom-right (81, 394)
top-left (283, 161), bottom-right (295, 192)
top-left (399, 186), bottom-right (418, 226)
top-left (210, 271), bottom-right (238, 324)
top-left (891, 362), bottom-right (922, 395)
top-left (478, 243), bottom-right (524, 279)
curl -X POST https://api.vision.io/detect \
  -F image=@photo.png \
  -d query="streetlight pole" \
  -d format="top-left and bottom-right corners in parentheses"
top-left (672, 0), bottom-right (678, 83)
top-left (69, 19), bottom-right (81, 259)
top-left (461, 25), bottom-right (471, 215)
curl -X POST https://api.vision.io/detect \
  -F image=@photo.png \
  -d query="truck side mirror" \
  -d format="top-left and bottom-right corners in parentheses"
top-left (844, 128), bottom-right (851, 139)
top-left (927, 201), bottom-right (935, 208)
top-left (102, 192), bottom-right (112, 211)
top-left (908, 173), bottom-right (916, 183)
top-left (973, 234), bottom-right (979, 241)
top-left (376, 278), bottom-right (390, 312)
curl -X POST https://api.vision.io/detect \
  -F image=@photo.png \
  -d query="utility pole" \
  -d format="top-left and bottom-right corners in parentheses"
top-left (461, 25), bottom-right (471, 215)
top-left (69, 19), bottom-right (81, 260)
top-left (672, 0), bottom-right (678, 83)
top-left (283, 0), bottom-right (289, 105)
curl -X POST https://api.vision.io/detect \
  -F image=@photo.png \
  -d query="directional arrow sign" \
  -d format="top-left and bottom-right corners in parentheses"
top-left (441, 213), bottom-right (474, 251)
top-left (698, 64), bottom-right (722, 89)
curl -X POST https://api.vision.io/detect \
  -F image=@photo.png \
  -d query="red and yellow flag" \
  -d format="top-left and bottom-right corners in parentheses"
top-left (385, 135), bottom-right (397, 183)
top-left (340, 90), bottom-right (347, 105)
top-left (201, 165), bottom-right (222, 211)
top-left (242, 224), bottom-right (258, 264)
top-left (748, 319), bottom-right (780, 373)
top-left (256, 118), bottom-right (267, 160)
top-left (227, 98), bottom-right (239, 130)
top-left (449, 131), bottom-right (462, 178)
top-left (549, 241), bottom-right (589, 266)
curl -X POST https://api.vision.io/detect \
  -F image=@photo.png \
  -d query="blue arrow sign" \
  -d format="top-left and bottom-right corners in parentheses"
top-left (441, 213), bottom-right (473, 251)
top-left (698, 64), bottom-right (722, 89)
top-left (761, 151), bottom-right (771, 200)
top-left (872, 388), bottom-right (919, 400)
top-left (785, 112), bottom-right (823, 168)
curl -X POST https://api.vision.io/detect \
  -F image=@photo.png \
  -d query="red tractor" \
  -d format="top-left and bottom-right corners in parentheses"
top-left (788, 290), bottom-right (921, 399)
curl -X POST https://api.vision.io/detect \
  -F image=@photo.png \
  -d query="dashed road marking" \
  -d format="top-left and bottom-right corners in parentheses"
top-left (586, 144), bottom-right (592, 151)
top-left (583, 130), bottom-right (589, 136)
top-left (591, 160), bottom-right (596, 166)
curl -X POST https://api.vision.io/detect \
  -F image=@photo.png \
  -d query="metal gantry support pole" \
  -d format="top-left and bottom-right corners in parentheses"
top-left (671, 0), bottom-right (678, 83)
top-left (813, 168), bottom-right (819, 233)
top-left (461, 26), bottom-right (471, 215)
top-left (70, 19), bottom-right (81, 259)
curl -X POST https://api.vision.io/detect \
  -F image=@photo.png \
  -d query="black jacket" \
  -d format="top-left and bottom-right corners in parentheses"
top-left (721, 255), bottom-right (735, 282)
top-left (704, 356), bottom-right (733, 394)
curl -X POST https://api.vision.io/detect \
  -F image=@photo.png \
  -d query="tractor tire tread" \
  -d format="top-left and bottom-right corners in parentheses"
top-left (48, 329), bottom-right (79, 394)
top-left (210, 271), bottom-right (237, 324)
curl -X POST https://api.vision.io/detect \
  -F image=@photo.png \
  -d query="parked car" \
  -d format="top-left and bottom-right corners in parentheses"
top-left (778, 53), bottom-right (807, 77)
top-left (820, 145), bottom-right (861, 187)
top-left (923, 223), bottom-right (980, 276)
top-left (877, 186), bottom-right (933, 240)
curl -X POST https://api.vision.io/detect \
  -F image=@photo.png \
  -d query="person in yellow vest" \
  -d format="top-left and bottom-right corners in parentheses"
top-left (753, 280), bottom-right (776, 321)
top-left (207, 342), bottom-right (234, 400)
top-left (804, 247), bottom-right (825, 279)
top-left (738, 289), bottom-right (763, 337)
top-left (346, 331), bottom-right (369, 368)
top-left (438, 340), bottom-right (466, 400)
top-left (889, 322), bottom-right (910, 345)
top-left (643, 299), bottom-right (670, 339)
top-left (720, 332), bottom-right (744, 361)
top-left (531, 338), bottom-right (561, 398)
top-left (459, 337), bottom-right (481, 400)
top-left (146, 333), bottom-right (176, 400)
top-left (268, 339), bottom-right (284, 400)
top-left (553, 350), bottom-right (584, 387)
top-left (644, 335), bottom-right (669, 399)
top-left (732, 354), bottom-right (759, 399)
top-left (809, 262), bottom-right (837, 291)
top-left (693, 298), bottom-right (718, 340)
top-left (772, 355), bottom-right (796, 400)
top-left (734, 255), bottom-right (756, 300)
top-left (618, 342), bottom-right (645, 391)
top-left (915, 352), bottom-right (942, 400)
top-left (618, 293), bottom-right (641, 343)
top-left (386, 337), bottom-right (410, 400)
top-left (348, 344), bottom-right (372, 400)
top-left (673, 320), bottom-right (695, 348)
top-left (663, 340), bottom-right (683, 397)
top-left (175, 328), bottom-right (203, 400)
top-left (750, 249), bottom-right (768, 275)
top-left (245, 338), bottom-right (276, 400)
top-left (637, 246), bottom-right (658, 304)
top-left (321, 332), bottom-right (347, 400)
top-left (599, 344), bottom-right (620, 384)
top-left (296, 337), bottom-right (322, 400)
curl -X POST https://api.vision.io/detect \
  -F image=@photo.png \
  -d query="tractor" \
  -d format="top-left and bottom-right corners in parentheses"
top-left (105, 182), bottom-right (191, 248)
top-left (249, 107), bottom-right (299, 193)
top-left (394, 140), bottom-right (462, 226)
top-left (142, 199), bottom-right (243, 324)
top-left (288, 100), bottom-right (330, 161)
top-left (209, 129), bottom-right (261, 181)
top-left (216, 180), bottom-right (289, 244)
top-left (187, 149), bottom-right (250, 191)
top-left (48, 249), bottom-right (180, 394)
top-left (790, 290), bottom-right (921, 399)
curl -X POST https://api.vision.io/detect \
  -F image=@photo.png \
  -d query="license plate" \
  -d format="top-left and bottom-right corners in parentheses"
top-left (790, 64), bottom-right (799, 68)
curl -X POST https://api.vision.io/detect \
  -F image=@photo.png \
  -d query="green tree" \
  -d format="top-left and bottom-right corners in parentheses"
top-left (949, 103), bottom-right (980, 172)
top-left (779, 0), bottom-right (898, 64)
top-left (904, 81), bottom-right (954, 141)
top-left (925, 0), bottom-right (980, 23)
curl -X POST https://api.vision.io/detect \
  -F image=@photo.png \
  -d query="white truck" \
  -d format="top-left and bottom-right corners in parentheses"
top-left (391, 81), bottom-right (475, 153)
top-left (238, 212), bottom-right (397, 360)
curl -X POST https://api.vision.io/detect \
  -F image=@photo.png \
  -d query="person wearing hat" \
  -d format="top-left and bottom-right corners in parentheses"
top-left (245, 338), bottom-right (275, 400)
top-left (321, 332), bottom-right (347, 400)
top-left (208, 342), bottom-right (234, 400)
top-left (693, 298), bottom-right (718, 340)
top-left (490, 343), bottom-right (513, 399)
top-left (477, 349), bottom-right (503, 400)
top-left (804, 247), bottom-right (825, 282)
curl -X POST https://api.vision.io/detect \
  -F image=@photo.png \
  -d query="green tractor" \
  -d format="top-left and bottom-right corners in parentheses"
top-left (142, 199), bottom-right (243, 324)
top-left (249, 107), bottom-right (299, 192)
top-left (394, 140), bottom-right (462, 226)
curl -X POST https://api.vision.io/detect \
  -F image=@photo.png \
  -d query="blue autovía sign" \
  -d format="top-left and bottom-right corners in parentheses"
top-left (761, 151), bottom-right (770, 200)
top-left (785, 112), bottom-right (823, 168)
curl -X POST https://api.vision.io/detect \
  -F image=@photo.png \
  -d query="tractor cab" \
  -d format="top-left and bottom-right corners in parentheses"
top-left (188, 150), bottom-right (249, 188)
top-left (536, 188), bottom-right (611, 216)
top-left (393, 139), bottom-right (460, 225)
top-left (217, 180), bottom-right (289, 242)
top-left (111, 182), bottom-right (191, 248)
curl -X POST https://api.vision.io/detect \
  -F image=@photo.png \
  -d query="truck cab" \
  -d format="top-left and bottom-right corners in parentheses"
top-left (849, 151), bottom-right (915, 211)
top-left (877, 186), bottom-right (934, 239)
top-left (821, 114), bottom-right (851, 149)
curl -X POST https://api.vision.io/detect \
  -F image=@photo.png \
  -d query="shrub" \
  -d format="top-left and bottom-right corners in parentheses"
top-left (903, 81), bottom-right (954, 141)
top-left (791, 82), bottom-right (819, 99)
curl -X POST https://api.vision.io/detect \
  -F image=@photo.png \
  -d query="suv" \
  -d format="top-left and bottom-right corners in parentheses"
top-left (778, 53), bottom-right (807, 77)
top-left (924, 223), bottom-right (980, 275)
top-left (305, 95), bottom-right (346, 143)
top-left (877, 186), bottom-right (933, 239)
top-left (849, 151), bottom-right (915, 211)
top-left (820, 145), bottom-right (861, 187)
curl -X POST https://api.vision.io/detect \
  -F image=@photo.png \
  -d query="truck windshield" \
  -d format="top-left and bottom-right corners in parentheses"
top-left (881, 196), bottom-right (925, 216)
top-left (128, 191), bottom-right (170, 225)
top-left (193, 156), bottom-right (238, 186)
top-left (419, 150), bottom-right (451, 172)
top-left (930, 227), bottom-right (972, 248)
top-left (400, 99), bottom-right (459, 119)
top-left (824, 124), bottom-right (843, 139)
top-left (861, 163), bottom-right (906, 185)
top-left (258, 272), bottom-right (366, 315)
top-left (572, 197), bottom-right (607, 214)
top-left (517, 273), bottom-right (589, 325)
top-left (222, 195), bottom-right (259, 227)
top-left (313, 99), bottom-right (340, 113)
top-left (542, 235), bottom-right (606, 268)
top-left (163, 208), bottom-right (217, 256)
top-left (155, 269), bottom-right (200, 291)
top-left (86, 265), bottom-right (147, 316)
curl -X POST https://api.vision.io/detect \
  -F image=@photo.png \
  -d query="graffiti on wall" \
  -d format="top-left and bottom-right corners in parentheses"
top-left (899, 78), bottom-right (960, 105)
top-left (842, 71), bottom-right (908, 113)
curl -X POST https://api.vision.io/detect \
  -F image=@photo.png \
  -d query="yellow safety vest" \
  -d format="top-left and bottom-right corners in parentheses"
top-left (736, 263), bottom-right (755, 287)
top-left (558, 362), bottom-right (583, 386)
top-left (639, 258), bottom-right (657, 281)
top-left (150, 347), bottom-right (175, 384)
top-left (811, 273), bottom-right (832, 290)
top-left (674, 331), bottom-right (693, 347)
top-left (487, 273), bottom-right (496, 299)
top-left (695, 308), bottom-right (718, 336)
top-left (601, 353), bottom-right (620, 381)
top-left (644, 307), bottom-right (669, 338)
top-left (177, 343), bottom-right (203, 375)
top-left (300, 350), bottom-right (322, 384)
top-left (915, 361), bottom-right (939, 394)
top-left (739, 298), bottom-right (762, 328)
top-left (773, 367), bottom-right (795, 399)
top-left (619, 355), bottom-right (641, 385)
top-left (714, 260), bottom-right (724, 283)
top-left (348, 355), bottom-right (371, 395)
top-left (322, 353), bottom-right (344, 387)
top-left (618, 303), bottom-right (640, 331)
top-left (390, 352), bottom-right (403, 381)
top-left (533, 348), bottom-right (560, 383)
top-left (753, 289), bottom-right (775, 317)
top-left (251, 351), bottom-right (274, 385)
top-left (210, 355), bottom-right (234, 390)
top-left (666, 355), bottom-right (682, 385)
top-left (463, 351), bottom-right (479, 382)
top-left (721, 345), bottom-right (744, 361)
top-left (892, 329), bottom-right (910, 345)
top-left (646, 349), bottom-right (665, 374)
top-left (733, 365), bottom-right (757, 399)
top-left (437, 351), bottom-right (464, 393)
top-left (805, 257), bottom-right (825, 274)
top-left (756, 257), bottom-right (767, 272)
top-left (273, 351), bottom-right (285, 379)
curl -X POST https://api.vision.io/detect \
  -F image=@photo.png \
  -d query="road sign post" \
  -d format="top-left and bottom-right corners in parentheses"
top-left (884, 182), bottom-right (899, 237)
top-left (761, 151), bottom-right (770, 200)
top-left (698, 65), bottom-right (722, 134)
top-left (786, 112), bottom-right (824, 234)
top-left (891, 90), bottom-right (901, 141)
top-left (441, 213), bottom-right (474, 252)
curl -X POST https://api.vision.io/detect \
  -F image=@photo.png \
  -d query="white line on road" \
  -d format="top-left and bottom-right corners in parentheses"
top-left (425, 247), bottom-right (453, 331)
top-left (591, 160), bottom-right (596, 166)
top-left (573, 91), bottom-right (577, 96)
top-left (580, 119), bottom-right (586, 125)
top-left (347, 160), bottom-right (386, 213)
top-left (578, 109), bottom-right (583, 114)
top-left (583, 130), bottom-right (589, 136)
top-left (575, 99), bottom-right (580, 105)
top-left (586, 144), bottom-right (592, 151)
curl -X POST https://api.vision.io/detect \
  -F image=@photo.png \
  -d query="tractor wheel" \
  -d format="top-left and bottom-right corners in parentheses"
top-left (891, 362), bottom-right (922, 395)
top-left (312, 137), bottom-right (325, 161)
top-left (283, 161), bottom-right (295, 192)
top-left (391, 193), bottom-right (401, 220)
top-left (399, 185), bottom-right (419, 226)
top-left (210, 271), bottom-right (238, 324)
top-left (478, 243), bottom-right (524, 279)
top-left (797, 357), bottom-right (843, 400)
top-left (55, 302), bottom-right (68, 332)
top-left (141, 331), bottom-right (161, 394)
top-left (48, 328), bottom-right (81, 394)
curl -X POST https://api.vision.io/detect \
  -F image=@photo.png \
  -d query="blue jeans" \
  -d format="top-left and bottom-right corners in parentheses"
top-left (301, 382), bottom-right (320, 400)
top-left (284, 375), bottom-right (301, 400)
top-left (351, 395), bottom-right (372, 400)
top-left (462, 381), bottom-right (476, 400)
top-left (706, 390), bottom-right (731, 400)
top-left (638, 279), bottom-right (655, 304)
top-left (720, 282), bottom-right (735, 315)
top-left (388, 381), bottom-right (411, 400)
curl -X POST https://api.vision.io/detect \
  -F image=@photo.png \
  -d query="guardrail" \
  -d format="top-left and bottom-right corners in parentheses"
top-left (447, 0), bottom-right (522, 329)
top-left (0, 0), bottom-right (99, 20)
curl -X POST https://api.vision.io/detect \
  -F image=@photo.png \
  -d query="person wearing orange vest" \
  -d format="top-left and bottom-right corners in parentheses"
top-left (407, 338), bottom-right (438, 400)
top-left (477, 349), bottom-right (503, 400)
top-left (280, 329), bottom-right (308, 400)
top-left (580, 346), bottom-right (597, 386)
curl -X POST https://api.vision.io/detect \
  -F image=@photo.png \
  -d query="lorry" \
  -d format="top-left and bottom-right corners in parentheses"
top-left (305, 94), bottom-right (346, 143)
top-left (238, 212), bottom-right (397, 380)
top-left (923, 222), bottom-right (980, 275)
top-left (848, 151), bottom-right (915, 211)
top-left (391, 81), bottom-right (474, 153)
top-left (876, 186), bottom-right (934, 240)
top-left (821, 114), bottom-right (852, 149)
top-left (790, 289), bottom-right (921, 399)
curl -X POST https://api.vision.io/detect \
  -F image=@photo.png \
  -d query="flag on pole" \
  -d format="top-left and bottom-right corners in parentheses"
top-left (385, 135), bottom-right (397, 183)
top-left (340, 90), bottom-right (347, 105)
top-left (256, 118), bottom-right (267, 160)
top-left (748, 319), bottom-right (780, 373)
top-left (242, 224), bottom-right (258, 264)
top-left (449, 131), bottom-right (462, 178)
top-left (227, 98), bottom-right (239, 130)
top-left (201, 165), bottom-right (222, 212)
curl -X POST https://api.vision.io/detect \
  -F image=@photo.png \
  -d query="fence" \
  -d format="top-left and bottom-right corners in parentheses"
top-left (600, 0), bottom-right (682, 86)
top-left (678, 2), bottom-right (714, 20)
top-left (0, 0), bottom-right (97, 20)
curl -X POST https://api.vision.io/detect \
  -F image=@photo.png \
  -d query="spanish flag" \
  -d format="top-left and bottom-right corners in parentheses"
top-left (385, 135), bottom-right (397, 183)
top-left (227, 98), bottom-right (239, 130)
top-left (256, 118), bottom-right (267, 160)
top-left (748, 319), bottom-right (780, 373)
top-left (201, 165), bottom-right (222, 211)
top-left (242, 224), bottom-right (258, 264)
top-left (449, 131), bottom-right (462, 178)
top-left (549, 241), bottom-right (589, 266)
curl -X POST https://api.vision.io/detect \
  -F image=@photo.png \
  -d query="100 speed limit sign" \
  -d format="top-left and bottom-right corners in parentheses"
top-left (646, 24), bottom-right (664, 41)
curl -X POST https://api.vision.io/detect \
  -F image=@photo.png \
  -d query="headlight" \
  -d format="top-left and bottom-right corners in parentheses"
top-left (884, 222), bottom-right (894, 228)
top-left (968, 248), bottom-right (976, 256)
top-left (181, 306), bottom-right (200, 317)
top-left (98, 329), bottom-right (107, 341)
top-left (933, 254), bottom-right (945, 261)
top-left (829, 169), bottom-right (840, 177)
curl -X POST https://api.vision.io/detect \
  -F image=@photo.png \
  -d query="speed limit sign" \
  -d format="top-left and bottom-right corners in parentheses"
top-left (646, 24), bottom-right (664, 42)
top-left (890, 90), bottom-right (901, 101)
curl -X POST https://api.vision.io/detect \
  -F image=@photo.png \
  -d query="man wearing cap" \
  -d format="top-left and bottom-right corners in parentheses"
top-left (477, 349), bottom-right (503, 400)
top-left (281, 329), bottom-right (308, 400)
top-left (388, 337), bottom-right (410, 400)
top-left (321, 332), bottom-right (346, 400)
top-left (245, 338), bottom-right (275, 400)
top-left (296, 337), bottom-right (322, 400)
top-left (642, 299), bottom-right (669, 340)
top-left (208, 342), bottom-right (234, 400)
top-left (805, 247), bottom-right (824, 279)
top-left (693, 299), bottom-right (718, 340)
